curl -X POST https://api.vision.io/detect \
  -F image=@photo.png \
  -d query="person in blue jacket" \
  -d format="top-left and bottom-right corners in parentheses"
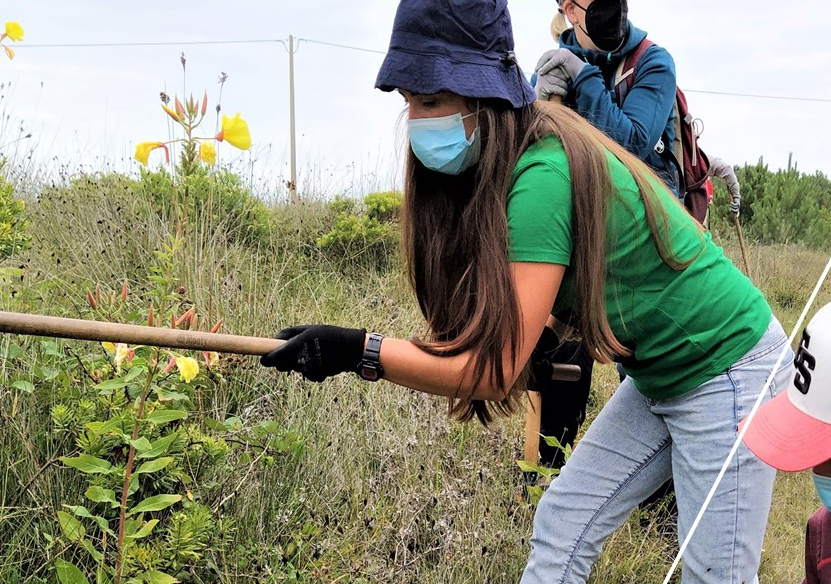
top-left (534, 0), bottom-right (679, 196)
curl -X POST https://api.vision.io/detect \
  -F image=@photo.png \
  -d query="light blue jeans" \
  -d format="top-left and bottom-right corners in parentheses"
top-left (522, 318), bottom-right (794, 584)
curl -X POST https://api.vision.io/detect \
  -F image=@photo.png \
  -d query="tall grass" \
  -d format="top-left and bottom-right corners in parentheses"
top-left (0, 174), bottom-right (828, 582)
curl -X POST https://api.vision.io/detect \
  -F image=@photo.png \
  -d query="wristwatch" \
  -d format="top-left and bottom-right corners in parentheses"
top-left (357, 332), bottom-right (384, 381)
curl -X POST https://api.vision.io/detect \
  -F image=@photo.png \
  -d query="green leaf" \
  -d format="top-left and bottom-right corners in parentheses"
top-left (11, 380), bottom-right (34, 394)
top-left (55, 559), bottom-right (91, 584)
top-left (125, 519), bottom-right (159, 540)
top-left (136, 457), bottom-right (173, 475)
top-left (204, 418), bottom-right (226, 432)
top-left (526, 485), bottom-right (544, 506)
top-left (57, 511), bottom-right (86, 543)
top-left (541, 434), bottom-right (565, 449)
top-left (60, 454), bottom-right (113, 474)
top-left (66, 505), bottom-right (115, 536)
top-left (85, 419), bottom-right (122, 435)
top-left (127, 494), bottom-right (182, 516)
top-left (146, 570), bottom-right (179, 584)
top-left (155, 387), bottom-right (190, 401)
top-left (80, 538), bottom-right (103, 562)
top-left (516, 460), bottom-right (543, 474)
top-left (124, 366), bottom-right (145, 383)
top-left (128, 474), bottom-right (140, 497)
top-left (144, 409), bottom-right (188, 425)
top-left (84, 486), bottom-right (118, 507)
top-left (95, 377), bottom-right (129, 395)
top-left (129, 437), bottom-right (152, 452)
top-left (136, 433), bottom-right (178, 459)
top-left (33, 365), bottom-right (58, 380)
top-left (223, 416), bottom-right (242, 432)
top-left (5, 342), bottom-right (24, 359)
top-left (42, 340), bottom-right (62, 356)
top-left (256, 420), bottom-right (280, 434)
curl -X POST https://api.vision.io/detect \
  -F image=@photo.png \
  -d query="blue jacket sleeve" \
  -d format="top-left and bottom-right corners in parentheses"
top-left (569, 46), bottom-right (677, 160)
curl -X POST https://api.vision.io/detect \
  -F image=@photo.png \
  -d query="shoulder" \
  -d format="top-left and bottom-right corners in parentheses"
top-left (511, 136), bottom-right (572, 191)
top-left (506, 138), bottom-right (574, 264)
top-left (627, 38), bottom-right (676, 76)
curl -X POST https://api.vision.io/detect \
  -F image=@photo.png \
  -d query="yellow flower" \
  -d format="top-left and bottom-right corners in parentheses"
top-left (4, 22), bottom-right (23, 42)
top-left (202, 351), bottom-right (219, 368)
top-left (114, 343), bottom-right (135, 372)
top-left (216, 114), bottom-right (251, 150)
top-left (102, 342), bottom-right (116, 354)
top-left (134, 141), bottom-right (168, 165)
top-left (199, 141), bottom-right (216, 165)
top-left (176, 356), bottom-right (199, 383)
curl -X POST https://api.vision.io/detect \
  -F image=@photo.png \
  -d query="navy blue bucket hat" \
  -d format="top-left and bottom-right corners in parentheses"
top-left (375, 0), bottom-right (535, 109)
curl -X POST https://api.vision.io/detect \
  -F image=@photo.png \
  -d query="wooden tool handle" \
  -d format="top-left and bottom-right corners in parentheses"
top-left (0, 311), bottom-right (284, 356)
top-left (0, 311), bottom-right (584, 380)
top-left (733, 215), bottom-right (752, 280)
top-left (523, 363), bottom-right (582, 464)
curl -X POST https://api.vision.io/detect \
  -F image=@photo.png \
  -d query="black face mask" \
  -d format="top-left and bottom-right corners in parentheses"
top-left (572, 0), bottom-right (628, 52)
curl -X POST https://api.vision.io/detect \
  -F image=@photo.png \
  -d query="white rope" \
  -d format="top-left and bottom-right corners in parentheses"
top-left (662, 256), bottom-right (831, 583)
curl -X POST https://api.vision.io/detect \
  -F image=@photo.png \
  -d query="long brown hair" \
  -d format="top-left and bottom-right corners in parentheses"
top-left (402, 100), bottom-right (701, 425)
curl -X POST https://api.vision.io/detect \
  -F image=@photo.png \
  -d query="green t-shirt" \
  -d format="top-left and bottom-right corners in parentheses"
top-left (508, 136), bottom-right (772, 400)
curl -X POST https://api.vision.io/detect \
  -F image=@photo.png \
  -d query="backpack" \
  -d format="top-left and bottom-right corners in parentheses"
top-left (614, 38), bottom-right (711, 225)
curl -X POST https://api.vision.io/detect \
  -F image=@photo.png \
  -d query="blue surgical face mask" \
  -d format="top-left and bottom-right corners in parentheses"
top-left (812, 473), bottom-right (831, 512)
top-left (408, 112), bottom-right (480, 175)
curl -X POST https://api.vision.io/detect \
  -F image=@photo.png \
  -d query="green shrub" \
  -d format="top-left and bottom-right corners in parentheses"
top-left (29, 239), bottom-right (301, 583)
top-left (364, 190), bottom-right (402, 223)
top-left (0, 161), bottom-right (28, 258)
top-left (316, 191), bottom-right (402, 270)
top-left (137, 166), bottom-right (274, 246)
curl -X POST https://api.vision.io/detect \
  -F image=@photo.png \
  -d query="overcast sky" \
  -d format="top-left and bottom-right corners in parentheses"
top-left (3, 1), bottom-right (830, 199)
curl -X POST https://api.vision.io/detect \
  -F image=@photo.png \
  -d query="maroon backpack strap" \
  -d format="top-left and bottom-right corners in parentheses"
top-left (614, 38), bottom-right (654, 105)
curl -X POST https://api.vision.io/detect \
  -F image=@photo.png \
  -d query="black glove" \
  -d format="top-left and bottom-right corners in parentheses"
top-left (260, 325), bottom-right (366, 382)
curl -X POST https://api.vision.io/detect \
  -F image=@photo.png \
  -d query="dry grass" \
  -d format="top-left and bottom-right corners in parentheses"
top-left (0, 188), bottom-right (828, 583)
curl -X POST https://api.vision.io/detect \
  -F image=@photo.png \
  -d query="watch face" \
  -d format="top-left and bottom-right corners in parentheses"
top-left (360, 367), bottom-right (381, 381)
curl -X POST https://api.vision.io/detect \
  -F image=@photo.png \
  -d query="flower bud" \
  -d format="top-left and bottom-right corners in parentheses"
top-left (148, 305), bottom-right (154, 327)
top-left (86, 289), bottom-right (97, 309)
top-left (175, 308), bottom-right (193, 328)
top-left (162, 104), bottom-right (180, 122)
top-left (175, 96), bottom-right (185, 118)
top-left (210, 319), bottom-right (223, 334)
top-left (121, 280), bottom-right (128, 302)
top-left (201, 91), bottom-right (208, 116)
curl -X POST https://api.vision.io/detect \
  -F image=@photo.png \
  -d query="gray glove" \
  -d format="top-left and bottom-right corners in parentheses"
top-left (534, 49), bottom-right (586, 101)
top-left (730, 198), bottom-right (741, 217)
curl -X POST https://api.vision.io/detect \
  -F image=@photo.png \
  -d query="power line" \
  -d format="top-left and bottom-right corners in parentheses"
top-left (297, 37), bottom-right (387, 56)
top-left (16, 37), bottom-right (831, 104)
top-left (23, 39), bottom-right (284, 48)
top-left (684, 88), bottom-right (831, 104)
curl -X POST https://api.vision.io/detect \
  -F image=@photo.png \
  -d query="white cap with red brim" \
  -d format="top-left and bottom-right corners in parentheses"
top-left (740, 302), bottom-right (831, 472)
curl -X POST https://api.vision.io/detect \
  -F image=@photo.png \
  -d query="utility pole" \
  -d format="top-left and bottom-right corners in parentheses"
top-left (288, 35), bottom-right (298, 203)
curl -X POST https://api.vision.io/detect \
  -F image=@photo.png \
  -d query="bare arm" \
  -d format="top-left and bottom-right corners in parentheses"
top-left (381, 262), bottom-right (564, 401)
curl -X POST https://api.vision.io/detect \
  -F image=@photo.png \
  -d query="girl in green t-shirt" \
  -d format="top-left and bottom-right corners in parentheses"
top-left (260, 1), bottom-right (794, 582)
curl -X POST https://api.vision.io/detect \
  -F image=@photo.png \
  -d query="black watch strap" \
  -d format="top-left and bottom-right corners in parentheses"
top-left (357, 332), bottom-right (384, 381)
